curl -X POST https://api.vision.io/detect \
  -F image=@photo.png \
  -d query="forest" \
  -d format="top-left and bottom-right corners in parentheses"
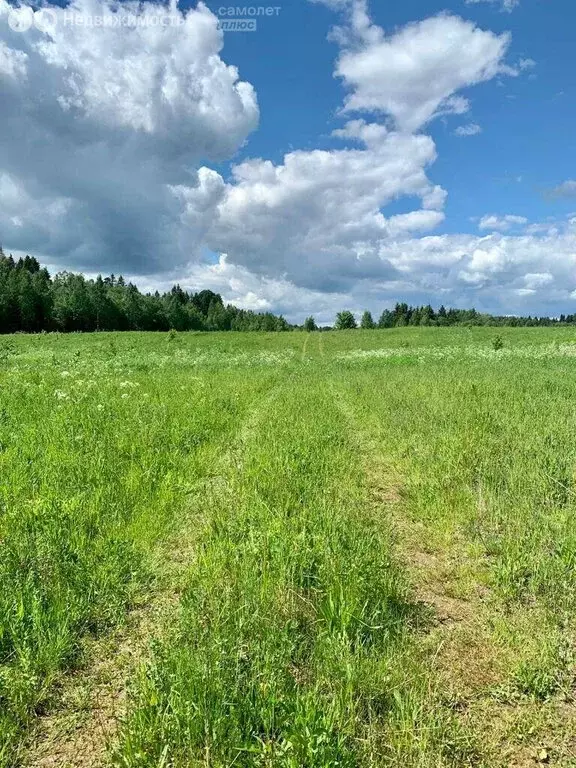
top-left (0, 250), bottom-right (291, 333)
top-left (1, 249), bottom-right (575, 334)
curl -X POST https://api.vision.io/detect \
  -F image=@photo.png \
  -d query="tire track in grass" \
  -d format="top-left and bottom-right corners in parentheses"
top-left (112, 371), bottom-right (476, 768)
top-left (331, 382), bottom-right (484, 766)
top-left (22, 378), bottom-right (284, 768)
top-left (332, 384), bottom-right (477, 616)
top-left (333, 378), bottom-right (576, 767)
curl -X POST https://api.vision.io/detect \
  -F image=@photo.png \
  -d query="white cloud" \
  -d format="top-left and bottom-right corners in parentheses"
top-left (388, 210), bottom-right (445, 236)
top-left (0, 39), bottom-right (27, 79)
top-left (0, 0), bottom-right (257, 273)
top-left (128, 221), bottom-right (576, 321)
top-left (1, 0), bottom-right (552, 321)
top-left (187, 2), bottom-right (519, 294)
top-left (523, 272), bottom-right (554, 290)
top-left (132, 254), bottom-right (353, 325)
top-left (547, 180), bottom-right (576, 199)
top-left (331, 5), bottom-right (514, 131)
top-left (454, 123), bottom-right (482, 137)
top-left (478, 214), bottom-right (528, 231)
top-left (375, 222), bottom-right (576, 311)
top-left (199, 122), bottom-right (445, 291)
top-left (465, 0), bottom-right (520, 14)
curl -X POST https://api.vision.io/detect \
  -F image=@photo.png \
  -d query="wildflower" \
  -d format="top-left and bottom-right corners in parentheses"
top-left (60, 370), bottom-right (70, 377)
top-left (54, 390), bottom-right (69, 400)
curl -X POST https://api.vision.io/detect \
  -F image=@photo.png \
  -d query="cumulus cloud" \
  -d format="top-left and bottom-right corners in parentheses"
top-left (189, 2), bottom-right (520, 293)
top-left (329, 3), bottom-right (514, 131)
top-left (454, 123), bottom-right (482, 137)
top-left (478, 214), bottom-right (528, 231)
top-left (199, 121), bottom-right (445, 291)
top-left (135, 254), bottom-right (354, 324)
top-left (130, 218), bottom-right (576, 321)
top-left (522, 272), bottom-right (554, 290)
top-left (1, 0), bottom-right (555, 320)
top-left (0, 0), bottom-right (258, 273)
top-left (376, 219), bottom-right (576, 311)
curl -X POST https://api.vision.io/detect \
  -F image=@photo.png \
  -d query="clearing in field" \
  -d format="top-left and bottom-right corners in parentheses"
top-left (2, 326), bottom-right (576, 767)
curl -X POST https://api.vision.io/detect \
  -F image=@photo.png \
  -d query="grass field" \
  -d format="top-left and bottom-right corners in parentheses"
top-left (2, 327), bottom-right (576, 766)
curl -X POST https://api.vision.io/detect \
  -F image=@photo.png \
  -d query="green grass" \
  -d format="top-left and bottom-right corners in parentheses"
top-left (0, 332), bottom-right (283, 765)
top-left (113, 373), bottom-right (471, 767)
top-left (2, 327), bottom-right (576, 765)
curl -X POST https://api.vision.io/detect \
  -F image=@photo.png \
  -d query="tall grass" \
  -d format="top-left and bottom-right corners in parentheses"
top-left (114, 373), bottom-right (472, 767)
top-left (2, 327), bottom-right (576, 765)
top-left (0, 334), bottom-right (281, 765)
top-left (337, 349), bottom-right (576, 758)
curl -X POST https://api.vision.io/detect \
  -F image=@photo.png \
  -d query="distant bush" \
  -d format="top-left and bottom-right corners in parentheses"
top-left (492, 335), bottom-right (504, 351)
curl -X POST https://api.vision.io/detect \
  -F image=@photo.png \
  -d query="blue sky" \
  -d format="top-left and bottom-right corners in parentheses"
top-left (1, 0), bottom-right (576, 321)
top-left (208, 0), bottom-right (573, 230)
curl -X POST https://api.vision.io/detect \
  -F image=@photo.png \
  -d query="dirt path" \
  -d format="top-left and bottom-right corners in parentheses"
top-left (23, 497), bottom-right (201, 767)
top-left (332, 386), bottom-right (498, 754)
top-left (332, 385), bottom-right (481, 625)
top-left (334, 383), bottom-right (576, 767)
top-left (22, 384), bottom-right (284, 768)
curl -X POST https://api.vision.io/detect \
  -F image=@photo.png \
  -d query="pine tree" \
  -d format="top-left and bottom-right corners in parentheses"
top-left (378, 309), bottom-right (394, 328)
top-left (303, 316), bottom-right (317, 332)
top-left (360, 310), bottom-right (376, 329)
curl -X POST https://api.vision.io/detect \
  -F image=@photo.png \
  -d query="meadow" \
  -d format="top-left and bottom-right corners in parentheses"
top-left (2, 327), bottom-right (576, 766)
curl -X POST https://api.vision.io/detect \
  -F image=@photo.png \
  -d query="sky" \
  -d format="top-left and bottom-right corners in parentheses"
top-left (0, 0), bottom-right (575, 323)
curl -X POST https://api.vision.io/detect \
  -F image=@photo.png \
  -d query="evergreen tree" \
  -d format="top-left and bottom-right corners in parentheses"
top-left (420, 304), bottom-right (435, 326)
top-left (303, 316), bottom-right (317, 332)
top-left (377, 309), bottom-right (394, 328)
top-left (360, 310), bottom-right (376, 329)
top-left (0, 250), bottom-right (572, 334)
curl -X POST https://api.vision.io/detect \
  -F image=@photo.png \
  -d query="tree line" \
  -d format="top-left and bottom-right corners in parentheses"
top-left (303, 303), bottom-right (576, 331)
top-left (0, 251), bottom-right (291, 333)
top-left (2, 250), bottom-right (574, 334)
